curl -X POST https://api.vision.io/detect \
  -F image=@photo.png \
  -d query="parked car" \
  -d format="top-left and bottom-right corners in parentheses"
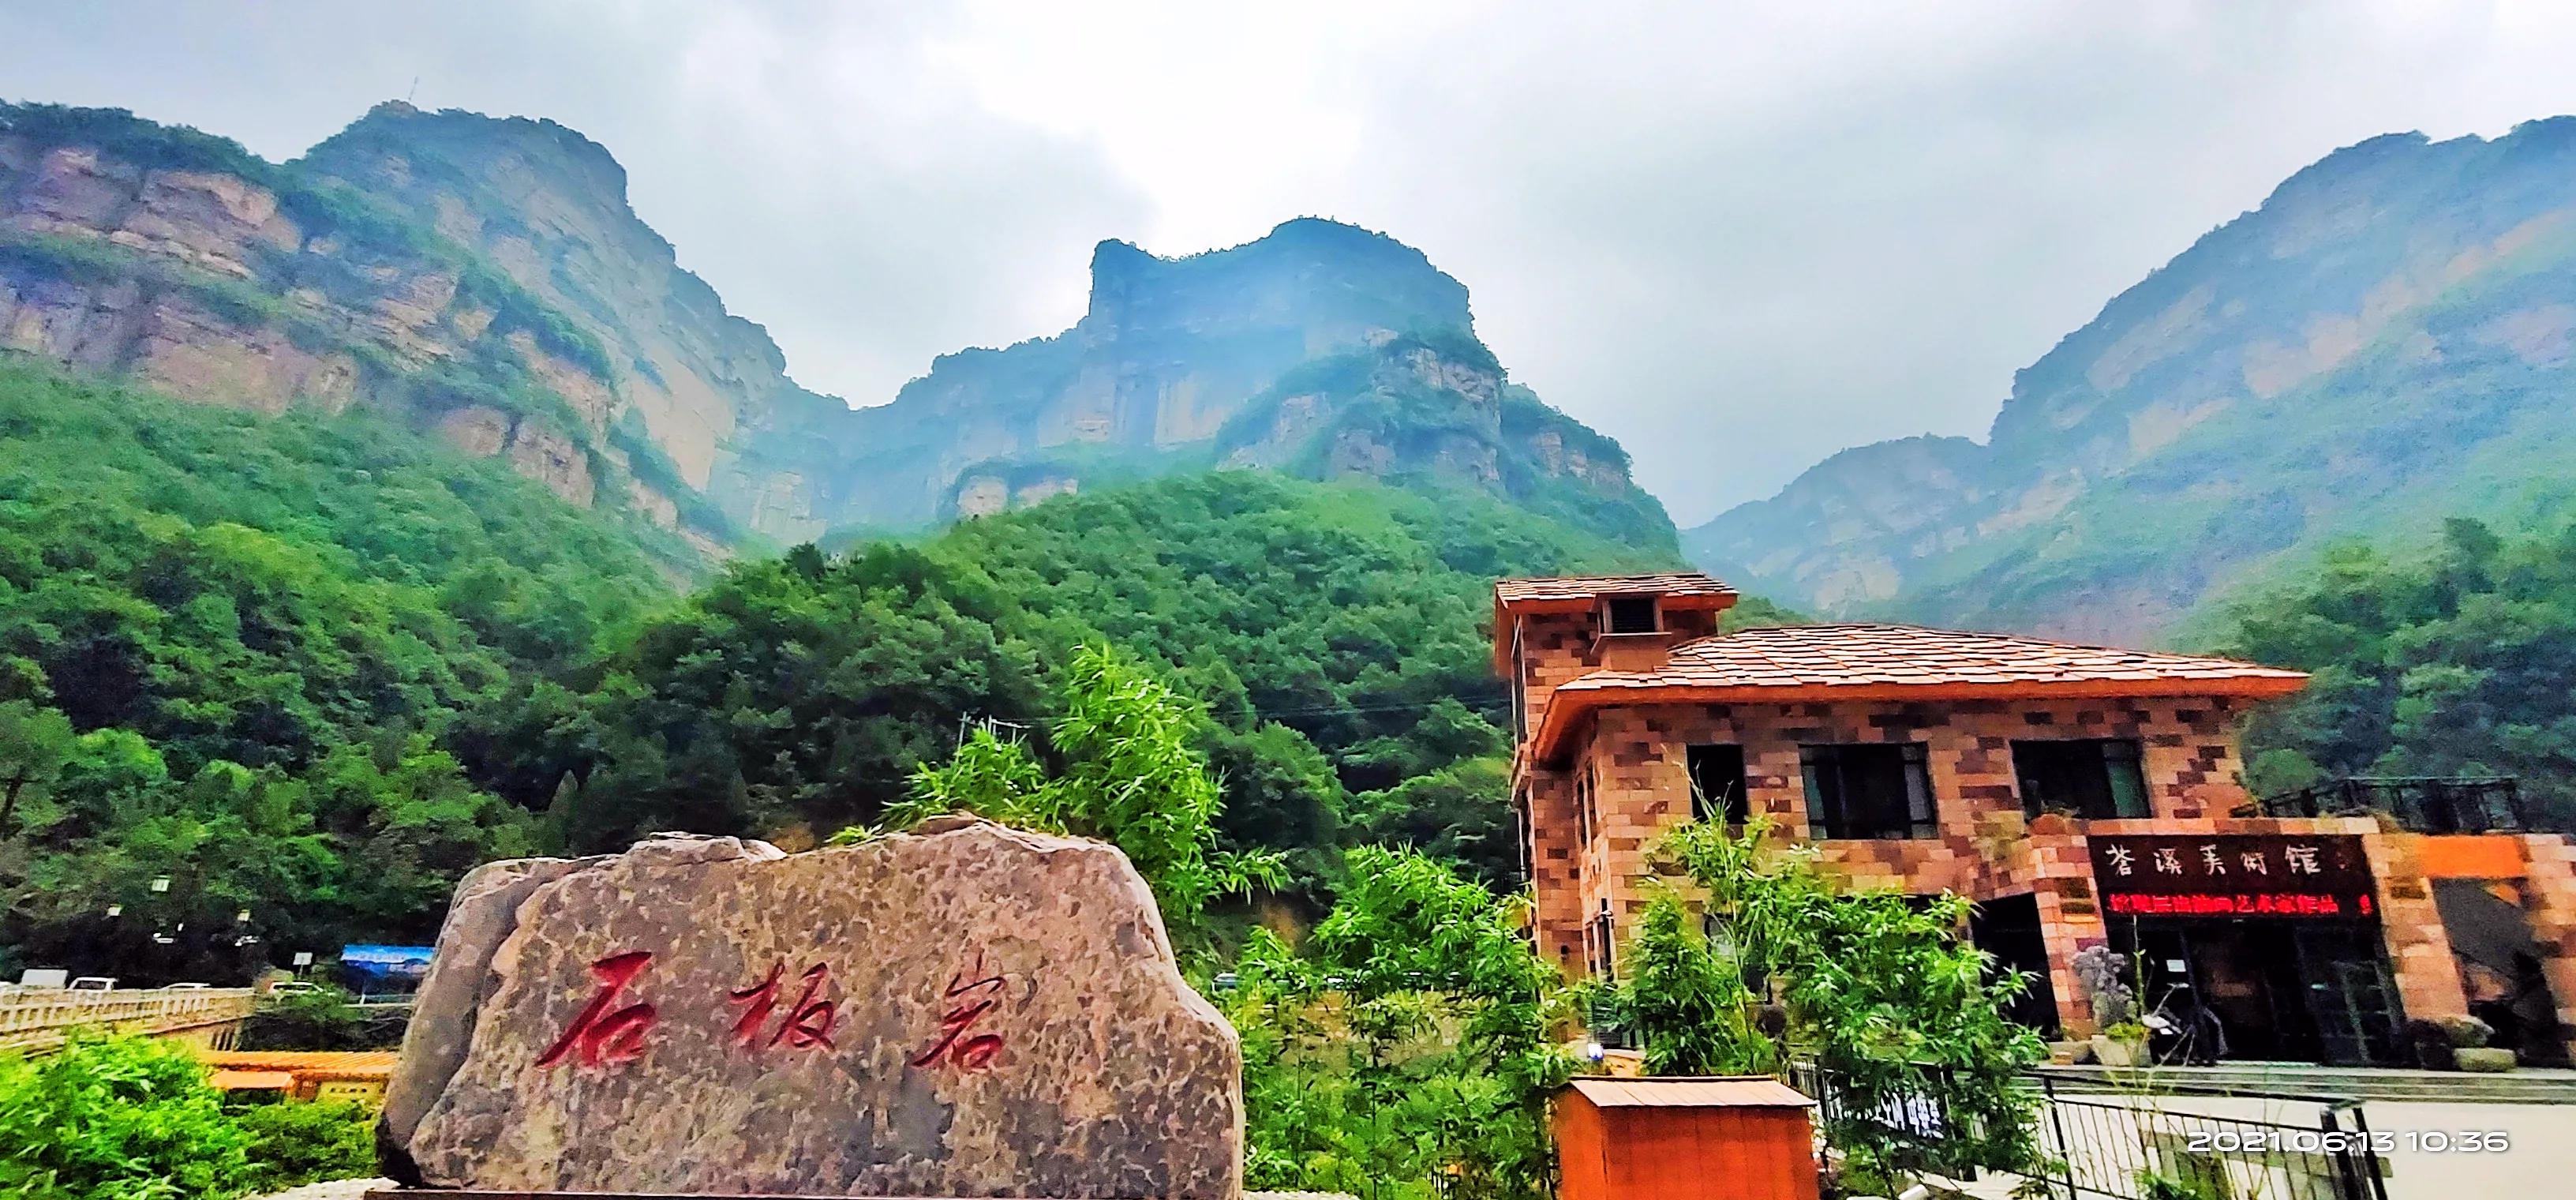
top-left (166, 981), bottom-right (211, 990)
top-left (267, 980), bottom-right (320, 996)
top-left (68, 977), bottom-right (117, 991)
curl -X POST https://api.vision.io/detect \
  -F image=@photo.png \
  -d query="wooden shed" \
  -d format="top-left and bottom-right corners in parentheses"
top-left (1555, 1076), bottom-right (1819, 1200)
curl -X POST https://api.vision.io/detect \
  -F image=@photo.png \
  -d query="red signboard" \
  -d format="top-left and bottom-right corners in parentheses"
top-left (2087, 834), bottom-right (2376, 921)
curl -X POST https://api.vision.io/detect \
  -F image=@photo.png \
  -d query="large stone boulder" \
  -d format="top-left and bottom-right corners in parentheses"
top-left (380, 819), bottom-right (1242, 1197)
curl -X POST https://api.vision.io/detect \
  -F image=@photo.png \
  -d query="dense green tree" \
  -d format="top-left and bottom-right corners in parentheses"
top-left (1225, 846), bottom-right (1573, 1200)
top-left (537, 544), bottom-right (1048, 849)
top-left (0, 359), bottom-right (659, 979)
top-left (2227, 515), bottom-right (2576, 827)
top-left (921, 472), bottom-right (1664, 794)
top-left (1613, 819), bottom-right (2046, 1191)
top-left (883, 643), bottom-right (1282, 922)
top-left (0, 699), bottom-right (72, 834)
top-left (1344, 756), bottom-right (1517, 887)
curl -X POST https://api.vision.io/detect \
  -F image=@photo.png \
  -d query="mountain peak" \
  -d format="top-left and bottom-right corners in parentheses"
top-left (311, 100), bottom-right (633, 212)
top-left (1082, 216), bottom-right (1473, 338)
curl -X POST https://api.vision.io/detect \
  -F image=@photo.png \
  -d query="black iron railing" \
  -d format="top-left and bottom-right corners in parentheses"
top-left (2245, 776), bottom-right (2525, 833)
top-left (2032, 1074), bottom-right (2385, 1200)
top-left (1788, 1063), bottom-right (2387, 1200)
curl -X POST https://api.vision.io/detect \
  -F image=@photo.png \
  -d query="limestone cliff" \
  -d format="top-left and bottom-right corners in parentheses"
top-left (0, 101), bottom-right (703, 539)
top-left (1688, 117), bottom-right (2576, 642)
top-left (297, 103), bottom-right (852, 542)
top-left (856, 220), bottom-right (1671, 548)
top-left (1, 100), bottom-right (1669, 553)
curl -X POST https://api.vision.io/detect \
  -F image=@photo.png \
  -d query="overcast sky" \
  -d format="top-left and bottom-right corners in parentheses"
top-left (9, 2), bottom-right (2576, 523)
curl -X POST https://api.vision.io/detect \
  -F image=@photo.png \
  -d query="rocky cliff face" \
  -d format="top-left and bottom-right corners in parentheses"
top-left (1688, 117), bottom-right (2576, 642)
top-left (834, 219), bottom-right (1478, 527)
top-left (0, 101), bottom-right (1670, 553)
top-left (818, 216), bottom-right (1669, 546)
top-left (297, 103), bottom-right (852, 542)
top-left (0, 102), bottom-right (697, 538)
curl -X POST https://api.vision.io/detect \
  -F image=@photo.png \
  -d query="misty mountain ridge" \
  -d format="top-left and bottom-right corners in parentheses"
top-left (0, 99), bottom-right (1672, 555)
top-left (1688, 116), bottom-right (2576, 643)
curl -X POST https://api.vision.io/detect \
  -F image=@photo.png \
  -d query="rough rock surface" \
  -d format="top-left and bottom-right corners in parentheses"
top-left (381, 821), bottom-right (1242, 1198)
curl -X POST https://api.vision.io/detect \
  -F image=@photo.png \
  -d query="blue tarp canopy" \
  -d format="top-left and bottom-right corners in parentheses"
top-left (340, 944), bottom-right (435, 980)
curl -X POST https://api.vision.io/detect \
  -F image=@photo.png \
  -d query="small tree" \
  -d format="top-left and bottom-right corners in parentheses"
top-left (1223, 846), bottom-right (1575, 1200)
top-left (850, 643), bottom-right (1282, 924)
top-left (1616, 819), bottom-right (2046, 1190)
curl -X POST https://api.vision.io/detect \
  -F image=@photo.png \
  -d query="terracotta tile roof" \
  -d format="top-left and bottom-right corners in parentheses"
top-left (1578, 623), bottom-right (2307, 692)
top-left (1529, 623), bottom-right (2307, 762)
top-left (1564, 1076), bottom-right (1814, 1108)
top-left (1493, 572), bottom-right (1738, 610)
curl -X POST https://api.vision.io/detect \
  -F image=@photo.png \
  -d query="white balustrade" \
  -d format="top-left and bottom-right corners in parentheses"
top-left (0, 985), bottom-right (259, 1052)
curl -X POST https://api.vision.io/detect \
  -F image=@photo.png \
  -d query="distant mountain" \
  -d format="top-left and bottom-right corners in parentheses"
top-left (854, 223), bottom-right (1670, 548)
top-left (0, 99), bottom-right (1670, 553)
top-left (1687, 118), bottom-right (2576, 643)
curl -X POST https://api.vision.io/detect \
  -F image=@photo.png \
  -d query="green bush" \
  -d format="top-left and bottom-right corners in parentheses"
top-left (235, 1096), bottom-right (378, 1194)
top-left (0, 1033), bottom-right (371, 1200)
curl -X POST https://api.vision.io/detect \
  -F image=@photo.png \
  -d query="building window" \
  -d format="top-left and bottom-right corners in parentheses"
top-left (1800, 742), bottom-right (1937, 839)
top-left (1687, 744), bottom-right (1750, 825)
top-left (1592, 900), bottom-right (1616, 982)
top-left (2012, 738), bottom-right (2150, 819)
top-left (1574, 763), bottom-right (1596, 846)
top-left (1510, 622), bottom-right (1528, 744)
top-left (1604, 595), bottom-right (1659, 634)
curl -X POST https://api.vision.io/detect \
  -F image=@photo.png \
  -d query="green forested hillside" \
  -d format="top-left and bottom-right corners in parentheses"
top-left (0, 356), bottom-right (1709, 978)
top-left (2226, 514), bottom-right (2576, 829)
top-left (0, 356), bottom-right (678, 980)
top-left (529, 472), bottom-right (1689, 889)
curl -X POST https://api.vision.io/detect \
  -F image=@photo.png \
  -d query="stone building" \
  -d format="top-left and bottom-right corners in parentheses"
top-left (1499, 572), bottom-right (2576, 1065)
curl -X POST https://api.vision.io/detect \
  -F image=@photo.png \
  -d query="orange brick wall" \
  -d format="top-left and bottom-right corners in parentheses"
top-left (1508, 607), bottom-right (1723, 745)
top-left (1507, 612), bottom-right (2576, 1056)
top-left (2516, 834), bottom-right (2576, 1059)
top-left (1517, 690), bottom-right (2533, 1042)
top-left (1535, 695), bottom-right (2261, 965)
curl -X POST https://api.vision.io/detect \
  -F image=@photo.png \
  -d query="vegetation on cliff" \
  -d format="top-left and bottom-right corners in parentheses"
top-left (0, 357), bottom-right (674, 979)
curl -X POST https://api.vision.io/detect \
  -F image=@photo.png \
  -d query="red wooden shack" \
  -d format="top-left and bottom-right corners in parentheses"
top-left (1554, 1076), bottom-right (1820, 1200)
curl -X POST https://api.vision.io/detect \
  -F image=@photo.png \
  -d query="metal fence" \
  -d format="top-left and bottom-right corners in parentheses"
top-left (1792, 1063), bottom-right (2386, 1200)
top-left (2031, 1074), bottom-right (2385, 1200)
top-left (2247, 775), bottom-right (2526, 834)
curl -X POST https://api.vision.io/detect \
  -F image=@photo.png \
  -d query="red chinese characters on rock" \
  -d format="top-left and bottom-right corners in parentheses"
top-left (728, 960), bottom-right (840, 1051)
top-left (912, 951), bottom-right (1009, 1071)
top-left (537, 951), bottom-right (659, 1069)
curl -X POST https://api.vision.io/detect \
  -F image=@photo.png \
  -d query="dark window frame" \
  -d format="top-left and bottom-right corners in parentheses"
top-left (1800, 741), bottom-right (1938, 839)
top-left (1592, 900), bottom-right (1616, 982)
top-left (1603, 595), bottom-right (1660, 634)
top-left (1687, 743), bottom-right (1750, 826)
top-left (1574, 761), bottom-right (1596, 846)
top-left (2011, 737), bottom-right (2150, 820)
